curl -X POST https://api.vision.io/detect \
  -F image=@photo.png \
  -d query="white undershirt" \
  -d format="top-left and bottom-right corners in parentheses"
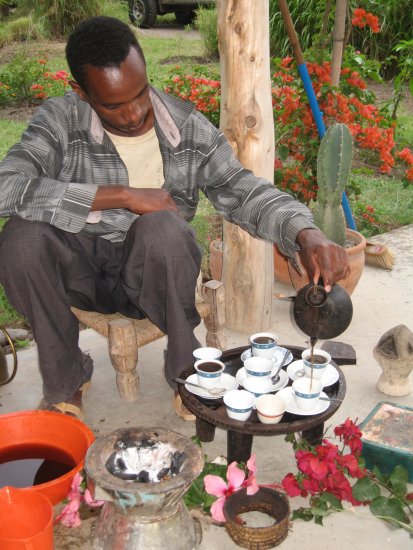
top-left (105, 126), bottom-right (164, 188)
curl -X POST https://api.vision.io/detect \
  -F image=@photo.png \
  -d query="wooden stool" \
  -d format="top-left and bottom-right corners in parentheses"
top-left (71, 280), bottom-right (226, 402)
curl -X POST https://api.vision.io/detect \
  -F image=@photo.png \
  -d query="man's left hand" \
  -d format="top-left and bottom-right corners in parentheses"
top-left (296, 228), bottom-right (350, 292)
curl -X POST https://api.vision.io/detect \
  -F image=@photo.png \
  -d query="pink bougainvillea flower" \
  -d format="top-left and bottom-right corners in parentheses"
top-left (55, 472), bottom-right (104, 527)
top-left (84, 488), bottom-right (105, 508)
top-left (204, 455), bottom-right (259, 523)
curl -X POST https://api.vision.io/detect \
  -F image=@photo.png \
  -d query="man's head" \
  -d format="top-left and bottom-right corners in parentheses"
top-left (66, 16), bottom-right (145, 91)
top-left (66, 17), bottom-right (153, 137)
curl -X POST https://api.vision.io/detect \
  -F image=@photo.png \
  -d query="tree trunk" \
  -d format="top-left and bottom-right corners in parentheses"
top-left (217, 0), bottom-right (274, 333)
top-left (331, 0), bottom-right (348, 87)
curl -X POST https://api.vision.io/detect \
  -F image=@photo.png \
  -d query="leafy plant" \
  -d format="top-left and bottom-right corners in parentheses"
top-left (195, 5), bottom-right (218, 60)
top-left (163, 64), bottom-right (220, 127)
top-left (0, 53), bottom-right (70, 105)
top-left (282, 418), bottom-right (413, 532)
top-left (389, 39), bottom-right (413, 120)
top-left (16, 0), bottom-right (102, 37)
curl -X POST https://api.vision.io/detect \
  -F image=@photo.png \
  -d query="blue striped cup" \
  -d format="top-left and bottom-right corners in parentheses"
top-left (292, 378), bottom-right (323, 411)
top-left (194, 359), bottom-right (225, 389)
top-left (250, 332), bottom-right (278, 358)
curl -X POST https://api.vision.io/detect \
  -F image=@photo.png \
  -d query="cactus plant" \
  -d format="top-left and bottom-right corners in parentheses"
top-left (313, 123), bottom-right (353, 247)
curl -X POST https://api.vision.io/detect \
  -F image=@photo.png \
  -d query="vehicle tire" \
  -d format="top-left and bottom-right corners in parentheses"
top-left (175, 10), bottom-right (196, 25)
top-left (128, 0), bottom-right (157, 28)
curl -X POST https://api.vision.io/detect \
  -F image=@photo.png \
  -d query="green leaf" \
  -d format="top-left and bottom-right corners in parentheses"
top-left (390, 465), bottom-right (409, 483)
top-left (370, 496), bottom-right (410, 524)
top-left (292, 507), bottom-right (314, 522)
top-left (352, 477), bottom-right (381, 502)
top-left (319, 492), bottom-right (344, 510)
top-left (372, 465), bottom-right (388, 484)
top-left (314, 515), bottom-right (324, 526)
top-left (389, 465), bottom-right (409, 497)
top-left (278, 144), bottom-right (290, 161)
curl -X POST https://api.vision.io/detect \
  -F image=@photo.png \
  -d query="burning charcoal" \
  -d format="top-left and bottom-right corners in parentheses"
top-left (136, 470), bottom-right (150, 483)
top-left (114, 436), bottom-right (138, 450)
top-left (106, 453), bottom-right (138, 480)
top-left (116, 457), bottom-right (127, 471)
top-left (113, 471), bottom-right (139, 481)
top-left (105, 452), bottom-right (118, 474)
top-left (157, 467), bottom-right (170, 480)
top-left (170, 451), bottom-right (186, 475)
top-left (138, 436), bottom-right (156, 449)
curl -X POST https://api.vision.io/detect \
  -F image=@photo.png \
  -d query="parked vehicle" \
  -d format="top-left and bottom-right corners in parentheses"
top-left (128, 0), bottom-right (214, 28)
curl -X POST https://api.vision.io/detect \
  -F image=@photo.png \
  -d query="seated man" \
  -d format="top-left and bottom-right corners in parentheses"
top-left (0, 17), bottom-right (349, 420)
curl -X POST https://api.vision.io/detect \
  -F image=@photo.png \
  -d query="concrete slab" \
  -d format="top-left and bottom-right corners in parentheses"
top-left (1, 225), bottom-right (413, 549)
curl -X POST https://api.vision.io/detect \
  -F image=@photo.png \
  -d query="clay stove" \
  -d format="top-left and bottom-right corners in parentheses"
top-left (85, 427), bottom-right (204, 550)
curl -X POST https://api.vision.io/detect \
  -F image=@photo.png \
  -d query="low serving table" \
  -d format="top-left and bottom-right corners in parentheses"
top-left (179, 345), bottom-right (347, 464)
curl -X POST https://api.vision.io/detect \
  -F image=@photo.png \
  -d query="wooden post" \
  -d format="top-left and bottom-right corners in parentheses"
top-left (202, 280), bottom-right (227, 350)
top-left (217, 0), bottom-right (274, 333)
top-left (108, 319), bottom-right (139, 401)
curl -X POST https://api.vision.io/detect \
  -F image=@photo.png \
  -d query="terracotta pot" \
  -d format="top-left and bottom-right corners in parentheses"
top-left (273, 228), bottom-right (367, 295)
top-left (209, 239), bottom-right (223, 281)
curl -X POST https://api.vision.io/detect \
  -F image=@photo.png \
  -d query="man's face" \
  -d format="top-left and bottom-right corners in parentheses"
top-left (71, 47), bottom-right (153, 137)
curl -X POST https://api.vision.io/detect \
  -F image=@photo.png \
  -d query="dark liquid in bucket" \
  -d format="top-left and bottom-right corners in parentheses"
top-left (0, 443), bottom-right (75, 488)
top-left (199, 362), bottom-right (221, 373)
top-left (253, 337), bottom-right (275, 344)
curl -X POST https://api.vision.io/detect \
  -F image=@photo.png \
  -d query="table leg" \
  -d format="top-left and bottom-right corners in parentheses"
top-left (227, 431), bottom-right (254, 464)
top-left (302, 423), bottom-right (324, 446)
top-left (196, 417), bottom-right (216, 442)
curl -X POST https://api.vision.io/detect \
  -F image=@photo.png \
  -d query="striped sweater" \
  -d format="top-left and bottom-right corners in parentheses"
top-left (0, 88), bottom-right (316, 259)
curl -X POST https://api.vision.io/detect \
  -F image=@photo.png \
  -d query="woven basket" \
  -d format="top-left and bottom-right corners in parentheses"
top-left (223, 488), bottom-right (290, 549)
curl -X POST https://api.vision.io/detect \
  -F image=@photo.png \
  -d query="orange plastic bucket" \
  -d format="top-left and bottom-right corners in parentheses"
top-left (0, 486), bottom-right (53, 549)
top-left (0, 410), bottom-right (95, 505)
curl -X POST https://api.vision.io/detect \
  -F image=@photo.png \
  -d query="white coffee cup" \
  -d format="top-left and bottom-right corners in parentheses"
top-left (194, 359), bottom-right (225, 389)
top-left (249, 332), bottom-right (278, 358)
top-left (301, 349), bottom-right (331, 380)
top-left (193, 347), bottom-right (222, 361)
top-left (292, 378), bottom-right (323, 411)
top-left (242, 376), bottom-right (273, 397)
top-left (224, 389), bottom-right (255, 421)
top-left (255, 394), bottom-right (286, 424)
top-left (243, 357), bottom-right (274, 379)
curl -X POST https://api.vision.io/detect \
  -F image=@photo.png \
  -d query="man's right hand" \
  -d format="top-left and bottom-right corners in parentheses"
top-left (91, 186), bottom-right (179, 215)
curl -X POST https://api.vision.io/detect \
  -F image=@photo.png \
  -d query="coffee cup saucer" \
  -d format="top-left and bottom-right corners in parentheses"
top-left (235, 367), bottom-right (289, 392)
top-left (286, 360), bottom-right (339, 387)
top-left (240, 346), bottom-right (293, 367)
top-left (277, 387), bottom-right (330, 416)
top-left (184, 373), bottom-right (238, 399)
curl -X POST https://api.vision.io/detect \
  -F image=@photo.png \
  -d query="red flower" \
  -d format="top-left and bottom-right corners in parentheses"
top-left (282, 473), bottom-right (306, 497)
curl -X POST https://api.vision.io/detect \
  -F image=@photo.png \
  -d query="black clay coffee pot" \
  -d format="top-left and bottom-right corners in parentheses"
top-left (292, 282), bottom-right (353, 340)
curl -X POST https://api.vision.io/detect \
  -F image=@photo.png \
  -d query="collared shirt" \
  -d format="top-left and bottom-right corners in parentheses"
top-left (0, 88), bottom-right (316, 259)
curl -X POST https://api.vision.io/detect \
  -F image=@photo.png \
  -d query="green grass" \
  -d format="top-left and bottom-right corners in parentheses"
top-left (350, 174), bottom-right (413, 237)
top-left (0, 120), bottom-right (27, 158)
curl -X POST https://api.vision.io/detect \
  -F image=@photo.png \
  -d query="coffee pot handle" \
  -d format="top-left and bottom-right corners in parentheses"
top-left (304, 283), bottom-right (328, 308)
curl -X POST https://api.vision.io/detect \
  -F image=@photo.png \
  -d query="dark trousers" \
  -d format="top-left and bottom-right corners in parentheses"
top-left (0, 212), bottom-right (202, 402)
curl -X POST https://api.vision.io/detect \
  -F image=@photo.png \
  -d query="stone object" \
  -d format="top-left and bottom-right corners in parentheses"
top-left (374, 324), bottom-right (413, 396)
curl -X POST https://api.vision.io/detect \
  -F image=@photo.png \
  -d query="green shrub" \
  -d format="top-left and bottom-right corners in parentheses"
top-left (268, 0), bottom-right (413, 77)
top-left (17, 0), bottom-right (102, 37)
top-left (0, 53), bottom-right (70, 105)
top-left (195, 6), bottom-right (218, 60)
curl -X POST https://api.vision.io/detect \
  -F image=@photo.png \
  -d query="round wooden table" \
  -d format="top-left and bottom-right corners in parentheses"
top-left (179, 345), bottom-right (346, 464)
